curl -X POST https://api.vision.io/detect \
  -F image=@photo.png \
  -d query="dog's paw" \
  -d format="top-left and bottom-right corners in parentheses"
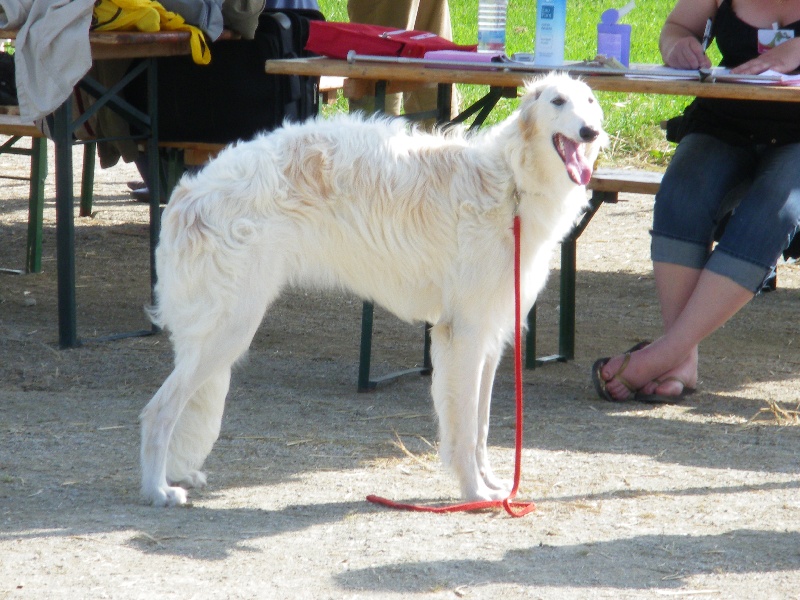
top-left (171, 470), bottom-right (207, 489)
top-left (463, 482), bottom-right (511, 503)
top-left (482, 472), bottom-right (512, 494)
top-left (143, 485), bottom-right (188, 507)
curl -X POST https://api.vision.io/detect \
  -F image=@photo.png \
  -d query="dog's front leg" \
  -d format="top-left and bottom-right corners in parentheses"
top-left (430, 323), bottom-right (507, 501)
top-left (476, 350), bottom-right (511, 495)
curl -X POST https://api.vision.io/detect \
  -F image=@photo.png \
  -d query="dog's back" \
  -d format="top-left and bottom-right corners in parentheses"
top-left (154, 115), bottom-right (517, 329)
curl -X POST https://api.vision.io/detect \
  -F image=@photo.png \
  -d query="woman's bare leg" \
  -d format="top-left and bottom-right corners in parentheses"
top-left (601, 266), bottom-right (754, 400)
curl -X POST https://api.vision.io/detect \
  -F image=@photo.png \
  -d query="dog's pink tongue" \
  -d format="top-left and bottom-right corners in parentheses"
top-left (562, 138), bottom-right (593, 186)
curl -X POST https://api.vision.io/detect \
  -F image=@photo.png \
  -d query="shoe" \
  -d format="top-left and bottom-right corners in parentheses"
top-left (635, 376), bottom-right (696, 404)
top-left (127, 180), bottom-right (147, 191)
top-left (591, 341), bottom-right (650, 403)
top-left (131, 187), bottom-right (151, 203)
top-left (592, 354), bottom-right (636, 402)
top-left (130, 187), bottom-right (167, 204)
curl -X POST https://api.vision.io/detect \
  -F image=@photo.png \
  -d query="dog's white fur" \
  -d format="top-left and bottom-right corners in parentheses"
top-left (140, 73), bottom-right (607, 506)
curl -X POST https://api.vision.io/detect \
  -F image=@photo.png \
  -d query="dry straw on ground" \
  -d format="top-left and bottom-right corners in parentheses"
top-left (1, 139), bottom-right (799, 599)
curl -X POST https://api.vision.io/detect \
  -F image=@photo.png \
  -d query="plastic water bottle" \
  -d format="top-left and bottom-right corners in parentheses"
top-left (477, 0), bottom-right (508, 54)
top-left (534, 0), bottom-right (566, 66)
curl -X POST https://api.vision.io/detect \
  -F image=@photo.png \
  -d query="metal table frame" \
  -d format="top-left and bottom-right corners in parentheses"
top-left (265, 57), bottom-right (800, 389)
top-left (0, 30), bottom-right (199, 348)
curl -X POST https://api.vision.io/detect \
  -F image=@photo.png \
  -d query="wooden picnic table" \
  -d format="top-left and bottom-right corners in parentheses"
top-left (265, 56), bottom-right (800, 103)
top-left (264, 55), bottom-right (800, 387)
top-left (0, 29), bottom-right (199, 348)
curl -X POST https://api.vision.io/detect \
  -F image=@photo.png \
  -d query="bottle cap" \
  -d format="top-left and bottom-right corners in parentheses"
top-left (600, 0), bottom-right (635, 25)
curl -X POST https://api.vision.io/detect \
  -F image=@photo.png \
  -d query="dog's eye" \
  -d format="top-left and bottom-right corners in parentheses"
top-left (551, 96), bottom-right (566, 107)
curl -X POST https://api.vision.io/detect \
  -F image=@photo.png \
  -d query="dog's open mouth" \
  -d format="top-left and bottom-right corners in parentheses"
top-left (553, 134), bottom-right (593, 186)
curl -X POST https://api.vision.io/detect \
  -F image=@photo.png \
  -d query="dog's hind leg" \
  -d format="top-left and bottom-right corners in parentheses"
top-left (430, 323), bottom-right (506, 502)
top-left (165, 366), bottom-right (232, 489)
top-left (141, 276), bottom-right (282, 506)
top-left (140, 368), bottom-right (199, 506)
top-left (141, 338), bottom-right (253, 506)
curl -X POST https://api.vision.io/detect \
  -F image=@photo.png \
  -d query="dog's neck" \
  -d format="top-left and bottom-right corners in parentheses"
top-left (512, 187), bottom-right (521, 215)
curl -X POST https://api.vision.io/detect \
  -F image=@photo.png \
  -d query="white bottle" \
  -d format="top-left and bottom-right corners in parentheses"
top-left (534, 0), bottom-right (566, 66)
top-left (477, 0), bottom-right (508, 54)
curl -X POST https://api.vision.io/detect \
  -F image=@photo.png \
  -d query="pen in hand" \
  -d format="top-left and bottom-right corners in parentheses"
top-left (701, 18), bottom-right (712, 52)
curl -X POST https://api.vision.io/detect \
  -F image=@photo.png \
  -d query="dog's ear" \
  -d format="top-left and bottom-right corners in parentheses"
top-left (522, 75), bottom-right (551, 101)
top-left (517, 77), bottom-right (549, 138)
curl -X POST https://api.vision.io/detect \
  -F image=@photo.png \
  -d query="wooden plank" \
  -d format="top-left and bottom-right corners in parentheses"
top-left (0, 29), bottom-right (236, 61)
top-left (319, 75), bottom-right (345, 104)
top-left (265, 57), bottom-right (800, 103)
top-left (343, 78), bottom-right (434, 100)
top-left (159, 141), bottom-right (225, 166)
top-left (588, 168), bottom-right (663, 195)
top-left (0, 113), bottom-right (42, 137)
top-left (159, 141), bottom-right (226, 152)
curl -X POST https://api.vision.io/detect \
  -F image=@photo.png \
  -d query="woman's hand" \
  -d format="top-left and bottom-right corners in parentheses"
top-left (662, 32), bottom-right (713, 69)
top-left (659, 0), bottom-right (717, 70)
top-left (732, 37), bottom-right (800, 74)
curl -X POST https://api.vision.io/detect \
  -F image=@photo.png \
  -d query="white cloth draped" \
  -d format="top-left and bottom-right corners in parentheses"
top-left (0, 0), bottom-right (94, 123)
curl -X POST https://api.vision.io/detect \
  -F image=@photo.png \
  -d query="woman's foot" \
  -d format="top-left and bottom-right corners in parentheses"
top-left (592, 353), bottom-right (638, 402)
top-left (591, 341), bottom-right (651, 402)
top-left (635, 352), bottom-right (698, 403)
top-left (598, 341), bottom-right (698, 402)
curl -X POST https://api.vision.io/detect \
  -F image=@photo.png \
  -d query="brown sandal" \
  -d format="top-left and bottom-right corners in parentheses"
top-left (591, 341), bottom-right (650, 402)
top-left (635, 376), bottom-right (696, 404)
top-left (591, 352), bottom-right (637, 402)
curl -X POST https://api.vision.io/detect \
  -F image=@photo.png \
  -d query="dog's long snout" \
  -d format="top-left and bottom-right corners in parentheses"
top-left (579, 125), bottom-right (601, 142)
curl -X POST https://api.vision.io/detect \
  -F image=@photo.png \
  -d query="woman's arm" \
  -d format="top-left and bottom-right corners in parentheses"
top-left (732, 36), bottom-right (800, 74)
top-left (659, 0), bottom-right (718, 69)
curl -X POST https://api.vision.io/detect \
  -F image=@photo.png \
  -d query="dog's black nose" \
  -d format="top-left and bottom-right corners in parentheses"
top-left (579, 126), bottom-right (600, 142)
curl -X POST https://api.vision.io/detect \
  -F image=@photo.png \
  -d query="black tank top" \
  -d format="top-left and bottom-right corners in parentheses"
top-left (681, 0), bottom-right (800, 146)
top-left (715, 0), bottom-right (800, 67)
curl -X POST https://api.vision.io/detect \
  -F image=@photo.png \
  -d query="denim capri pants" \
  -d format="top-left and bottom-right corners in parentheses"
top-left (651, 133), bottom-right (800, 293)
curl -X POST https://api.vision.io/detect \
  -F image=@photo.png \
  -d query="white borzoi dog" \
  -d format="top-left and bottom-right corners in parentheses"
top-left (140, 73), bottom-right (607, 507)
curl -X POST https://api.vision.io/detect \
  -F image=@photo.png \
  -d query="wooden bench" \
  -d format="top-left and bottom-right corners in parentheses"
top-left (0, 111), bottom-right (46, 274)
top-left (0, 110), bottom-right (97, 274)
top-left (527, 167), bottom-right (663, 368)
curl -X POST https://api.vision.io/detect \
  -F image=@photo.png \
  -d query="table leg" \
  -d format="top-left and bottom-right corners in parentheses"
top-left (436, 83), bottom-right (452, 124)
top-left (526, 191), bottom-right (608, 368)
top-left (53, 98), bottom-right (79, 349)
top-left (50, 58), bottom-right (161, 347)
top-left (78, 142), bottom-right (96, 217)
top-left (26, 137), bottom-right (47, 274)
top-left (146, 57), bottom-right (160, 315)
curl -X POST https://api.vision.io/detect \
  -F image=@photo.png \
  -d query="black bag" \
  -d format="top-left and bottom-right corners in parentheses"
top-left (0, 51), bottom-right (17, 106)
top-left (127, 9), bottom-right (324, 144)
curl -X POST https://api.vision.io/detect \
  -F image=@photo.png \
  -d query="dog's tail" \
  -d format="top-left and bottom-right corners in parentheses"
top-left (146, 176), bottom-right (261, 337)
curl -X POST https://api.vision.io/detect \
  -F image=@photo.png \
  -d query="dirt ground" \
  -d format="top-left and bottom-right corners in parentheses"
top-left (1, 139), bottom-right (799, 600)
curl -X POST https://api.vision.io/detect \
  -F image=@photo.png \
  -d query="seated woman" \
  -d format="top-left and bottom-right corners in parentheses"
top-left (593, 0), bottom-right (800, 403)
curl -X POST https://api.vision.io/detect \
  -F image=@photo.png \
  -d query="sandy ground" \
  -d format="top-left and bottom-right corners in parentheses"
top-left (1, 139), bottom-right (799, 599)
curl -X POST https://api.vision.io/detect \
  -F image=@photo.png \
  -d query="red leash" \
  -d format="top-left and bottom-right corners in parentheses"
top-left (367, 215), bottom-right (535, 517)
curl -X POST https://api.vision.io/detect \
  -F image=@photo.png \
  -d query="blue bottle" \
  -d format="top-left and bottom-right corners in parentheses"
top-left (534, 0), bottom-right (566, 67)
top-left (597, 1), bottom-right (634, 67)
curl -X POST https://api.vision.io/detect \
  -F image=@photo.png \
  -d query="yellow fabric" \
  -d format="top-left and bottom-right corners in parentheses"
top-left (92, 0), bottom-right (211, 65)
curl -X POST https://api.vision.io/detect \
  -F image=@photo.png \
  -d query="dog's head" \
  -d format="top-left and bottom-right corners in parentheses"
top-left (517, 74), bottom-right (608, 186)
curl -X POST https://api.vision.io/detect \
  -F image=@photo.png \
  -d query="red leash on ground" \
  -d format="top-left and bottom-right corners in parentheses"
top-left (367, 215), bottom-right (536, 517)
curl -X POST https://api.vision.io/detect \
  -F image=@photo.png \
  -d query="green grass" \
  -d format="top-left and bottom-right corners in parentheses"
top-left (316, 0), bottom-right (716, 167)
